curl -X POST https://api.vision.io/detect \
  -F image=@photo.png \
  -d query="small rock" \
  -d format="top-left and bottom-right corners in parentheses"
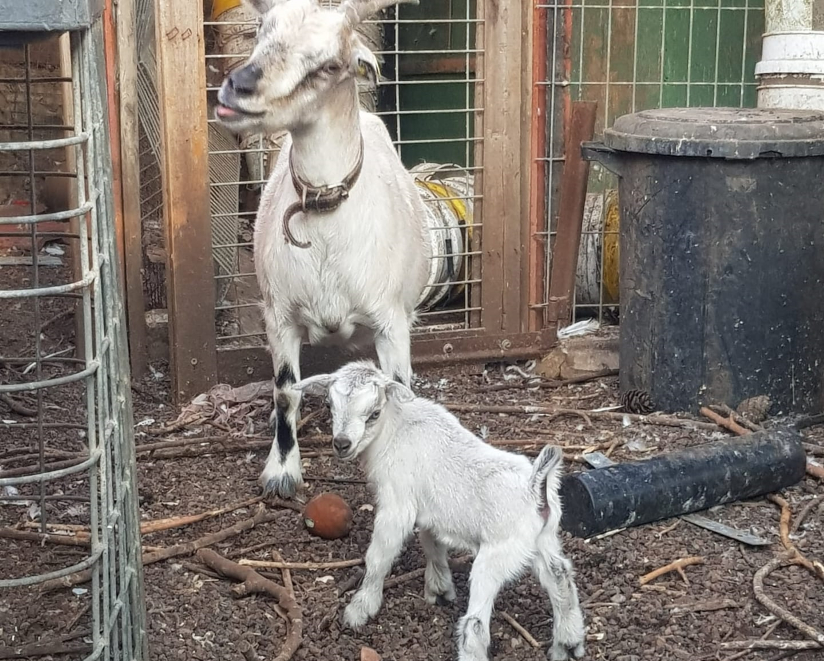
top-left (360, 647), bottom-right (381, 661)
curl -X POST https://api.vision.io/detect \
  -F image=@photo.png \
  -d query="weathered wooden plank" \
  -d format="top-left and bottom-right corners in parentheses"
top-left (154, 0), bottom-right (217, 402)
top-left (546, 101), bottom-right (597, 326)
top-left (480, 0), bottom-right (525, 334)
top-left (114, 0), bottom-right (148, 378)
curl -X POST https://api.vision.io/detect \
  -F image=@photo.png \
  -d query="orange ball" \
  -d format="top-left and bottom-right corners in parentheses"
top-left (303, 492), bottom-right (354, 540)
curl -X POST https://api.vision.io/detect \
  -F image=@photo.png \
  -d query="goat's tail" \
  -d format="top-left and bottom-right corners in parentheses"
top-left (529, 445), bottom-right (564, 528)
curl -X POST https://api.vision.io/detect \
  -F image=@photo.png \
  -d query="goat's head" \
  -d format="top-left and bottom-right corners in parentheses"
top-left (292, 360), bottom-right (414, 460)
top-left (215, 0), bottom-right (417, 134)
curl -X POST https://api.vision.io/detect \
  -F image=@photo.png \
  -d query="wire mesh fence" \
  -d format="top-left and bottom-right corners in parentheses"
top-left (0, 22), bottom-right (147, 661)
top-left (535, 0), bottom-right (764, 326)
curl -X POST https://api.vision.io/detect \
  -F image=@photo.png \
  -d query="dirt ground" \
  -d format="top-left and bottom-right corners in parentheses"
top-left (2, 325), bottom-right (824, 661)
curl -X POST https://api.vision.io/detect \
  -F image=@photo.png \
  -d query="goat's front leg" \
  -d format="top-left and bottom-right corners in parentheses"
top-left (260, 321), bottom-right (303, 499)
top-left (374, 312), bottom-right (412, 386)
top-left (344, 506), bottom-right (414, 630)
top-left (419, 529), bottom-right (456, 606)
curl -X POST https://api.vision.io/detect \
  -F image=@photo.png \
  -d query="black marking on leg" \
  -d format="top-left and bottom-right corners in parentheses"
top-left (275, 407), bottom-right (295, 461)
top-left (436, 594), bottom-right (450, 607)
top-left (275, 364), bottom-right (295, 389)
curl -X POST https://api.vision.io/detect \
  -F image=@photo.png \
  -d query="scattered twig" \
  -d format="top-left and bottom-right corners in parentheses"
top-left (720, 640), bottom-right (822, 651)
top-left (0, 527), bottom-right (89, 547)
top-left (639, 557), bottom-right (705, 586)
top-left (753, 556), bottom-right (824, 646)
top-left (337, 567), bottom-right (365, 595)
top-left (710, 404), bottom-right (762, 433)
top-left (444, 402), bottom-right (721, 432)
top-left (40, 504), bottom-right (280, 591)
top-left (0, 642), bottom-right (91, 659)
top-left (198, 548), bottom-right (303, 661)
top-left (791, 496), bottom-right (822, 534)
top-left (667, 598), bottom-right (739, 613)
top-left (807, 460), bottom-right (824, 481)
top-left (0, 456), bottom-right (88, 479)
top-left (656, 520), bottom-right (681, 538)
top-left (473, 369), bottom-right (619, 393)
top-left (238, 558), bottom-right (364, 571)
top-left (140, 496), bottom-right (263, 534)
top-left (766, 494), bottom-right (824, 581)
top-left (499, 611), bottom-right (540, 649)
top-left (0, 392), bottom-right (37, 417)
top-left (802, 443), bottom-right (824, 457)
top-left (700, 407), bottom-right (749, 436)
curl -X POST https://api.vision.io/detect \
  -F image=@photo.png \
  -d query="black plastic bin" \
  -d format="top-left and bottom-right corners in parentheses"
top-left (583, 107), bottom-right (824, 415)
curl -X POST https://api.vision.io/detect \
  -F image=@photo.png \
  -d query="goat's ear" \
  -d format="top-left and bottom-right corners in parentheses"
top-left (292, 374), bottom-right (334, 396)
top-left (385, 381), bottom-right (414, 404)
top-left (349, 36), bottom-right (379, 85)
top-left (242, 0), bottom-right (278, 16)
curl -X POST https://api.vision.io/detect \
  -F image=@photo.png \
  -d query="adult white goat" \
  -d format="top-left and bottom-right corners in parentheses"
top-left (293, 361), bottom-right (587, 661)
top-left (215, 0), bottom-right (431, 498)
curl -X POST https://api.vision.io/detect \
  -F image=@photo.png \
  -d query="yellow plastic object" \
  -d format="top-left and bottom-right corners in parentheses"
top-left (602, 189), bottom-right (620, 305)
top-left (212, 0), bottom-right (242, 20)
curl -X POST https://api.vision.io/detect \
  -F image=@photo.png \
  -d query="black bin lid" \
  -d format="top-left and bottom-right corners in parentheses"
top-left (603, 107), bottom-right (824, 159)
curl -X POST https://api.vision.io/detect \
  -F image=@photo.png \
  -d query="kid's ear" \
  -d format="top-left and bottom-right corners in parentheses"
top-left (292, 373), bottom-right (334, 396)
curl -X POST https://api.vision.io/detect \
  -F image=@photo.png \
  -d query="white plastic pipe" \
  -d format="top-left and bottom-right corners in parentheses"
top-left (756, 0), bottom-right (824, 109)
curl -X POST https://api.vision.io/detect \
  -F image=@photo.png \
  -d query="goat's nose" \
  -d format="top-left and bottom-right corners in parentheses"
top-left (333, 436), bottom-right (352, 455)
top-left (228, 64), bottom-right (262, 96)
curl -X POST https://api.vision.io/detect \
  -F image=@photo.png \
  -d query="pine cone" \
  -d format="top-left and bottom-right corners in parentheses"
top-left (621, 389), bottom-right (654, 415)
top-left (736, 395), bottom-right (771, 424)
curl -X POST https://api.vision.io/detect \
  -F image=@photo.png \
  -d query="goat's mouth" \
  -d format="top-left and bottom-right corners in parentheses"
top-left (334, 449), bottom-right (356, 461)
top-left (214, 103), bottom-right (266, 123)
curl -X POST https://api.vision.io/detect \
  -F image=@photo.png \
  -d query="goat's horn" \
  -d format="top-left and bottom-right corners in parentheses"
top-left (341, 0), bottom-right (420, 25)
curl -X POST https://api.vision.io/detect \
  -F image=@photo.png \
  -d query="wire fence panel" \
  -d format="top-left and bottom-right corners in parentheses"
top-left (535, 0), bottom-right (764, 325)
top-left (0, 23), bottom-right (147, 661)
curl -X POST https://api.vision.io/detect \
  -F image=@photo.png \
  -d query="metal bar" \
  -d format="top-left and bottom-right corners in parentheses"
top-left (0, 546), bottom-right (104, 589)
top-left (0, 449), bottom-right (101, 487)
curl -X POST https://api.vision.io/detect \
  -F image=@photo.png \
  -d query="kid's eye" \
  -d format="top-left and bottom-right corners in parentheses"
top-left (368, 410), bottom-right (380, 422)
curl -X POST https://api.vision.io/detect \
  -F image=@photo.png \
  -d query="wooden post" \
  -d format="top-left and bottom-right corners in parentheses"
top-left (480, 0), bottom-right (526, 335)
top-left (526, 0), bottom-right (547, 332)
top-left (108, 0), bottom-right (148, 378)
top-left (546, 101), bottom-right (598, 326)
top-left (154, 0), bottom-right (217, 402)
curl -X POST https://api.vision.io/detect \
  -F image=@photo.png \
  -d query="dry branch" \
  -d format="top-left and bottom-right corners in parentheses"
top-left (382, 555), bottom-right (472, 590)
top-left (0, 642), bottom-right (91, 659)
top-left (239, 558), bottom-right (363, 571)
top-left (0, 528), bottom-right (89, 547)
top-left (473, 369), bottom-right (618, 393)
top-left (699, 407), bottom-right (749, 436)
top-left (499, 611), bottom-right (540, 649)
top-left (444, 402), bottom-right (720, 432)
top-left (802, 442), bottom-right (824, 457)
top-left (709, 404), bottom-right (762, 433)
top-left (639, 557), bottom-right (705, 586)
top-left (140, 496), bottom-right (263, 534)
top-left (720, 640), bottom-right (822, 651)
top-left (0, 393), bottom-right (37, 417)
top-left (40, 504), bottom-right (280, 592)
top-left (766, 494), bottom-right (824, 582)
top-left (753, 556), bottom-right (824, 646)
top-left (807, 460), bottom-right (824, 481)
top-left (198, 548), bottom-right (303, 661)
top-left (792, 496), bottom-right (822, 534)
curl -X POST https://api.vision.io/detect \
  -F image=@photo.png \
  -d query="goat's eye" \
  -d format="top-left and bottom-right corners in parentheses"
top-left (322, 61), bottom-right (342, 75)
top-left (368, 410), bottom-right (380, 423)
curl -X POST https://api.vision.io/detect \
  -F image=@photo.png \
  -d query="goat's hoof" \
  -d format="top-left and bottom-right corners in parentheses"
top-left (261, 473), bottom-right (299, 499)
top-left (342, 603), bottom-right (371, 630)
top-left (435, 594), bottom-right (451, 607)
top-left (549, 641), bottom-right (585, 661)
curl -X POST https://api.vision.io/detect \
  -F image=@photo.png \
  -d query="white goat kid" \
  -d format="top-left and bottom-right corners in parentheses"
top-left (215, 0), bottom-right (431, 499)
top-left (293, 361), bottom-right (587, 661)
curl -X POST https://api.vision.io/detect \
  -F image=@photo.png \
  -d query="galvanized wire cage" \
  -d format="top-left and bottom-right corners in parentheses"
top-left (0, 14), bottom-right (148, 661)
